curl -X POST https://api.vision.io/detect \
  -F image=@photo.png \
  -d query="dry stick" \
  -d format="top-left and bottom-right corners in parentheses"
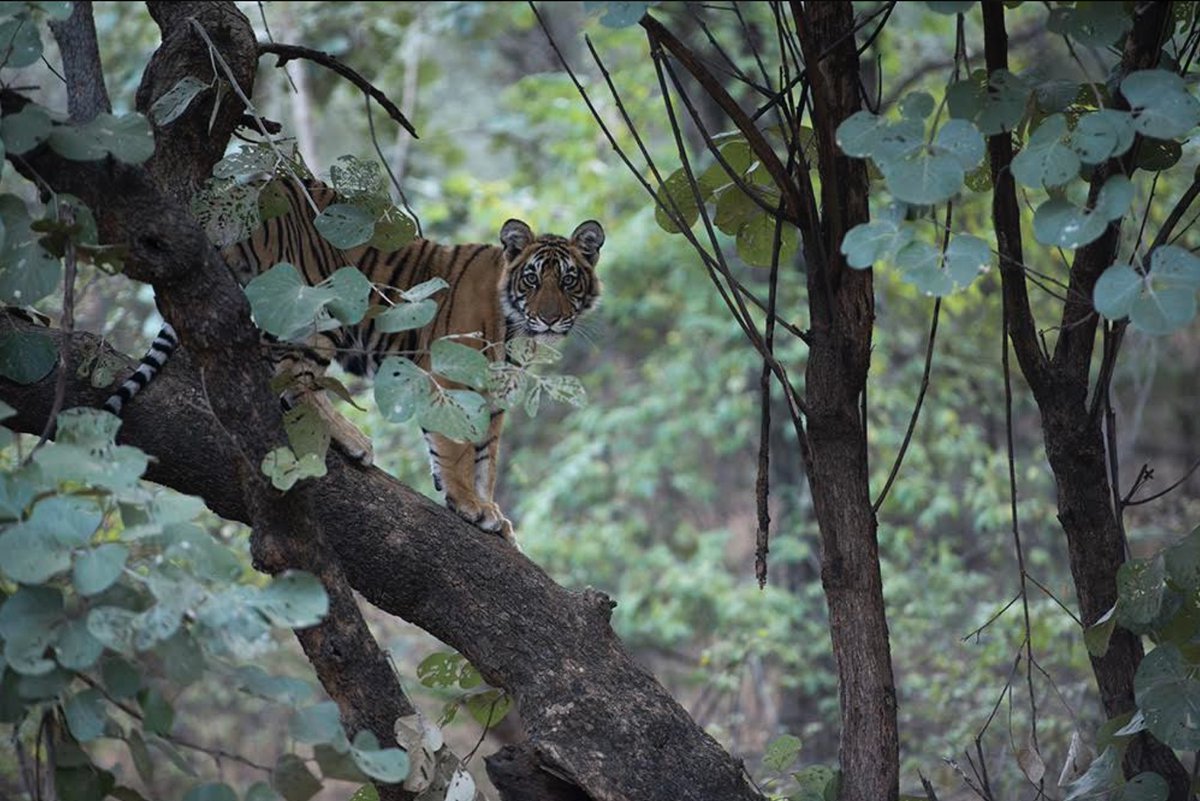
top-left (258, 41), bottom-right (417, 139)
top-left (1124, 456), bottom-right (1200, 507)
top-left (755, 190), bottom-right (790, 588)
top-left (1002, 280), bottom-right (1042, 768)
top-left (364, 93), bottom-right (423, 238)
top-left (1025, 573), bottom-right (1083, 627)
top-left (960, 592), bottom-right (1022, 643)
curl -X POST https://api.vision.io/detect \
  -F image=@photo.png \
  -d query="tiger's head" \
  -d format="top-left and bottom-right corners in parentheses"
top-left (498, 219), bottom-right (604, 339)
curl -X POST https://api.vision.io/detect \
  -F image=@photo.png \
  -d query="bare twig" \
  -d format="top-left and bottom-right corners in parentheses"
top-left (1124, 456), bottom-right (1200, 507)
top-left (31, 204), bottom-right (76, 456)
top-left (258, 41), bottom-right (418, 139)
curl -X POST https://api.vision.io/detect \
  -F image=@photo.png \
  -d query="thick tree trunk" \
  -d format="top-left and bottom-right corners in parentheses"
top-left (793, 4), bottom-right (898, 801)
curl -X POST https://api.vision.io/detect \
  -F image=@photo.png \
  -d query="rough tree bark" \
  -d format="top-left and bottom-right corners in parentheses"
top-left (792, 4), bottom-right (898, 801)
top-left (1, 4), bottom-right (763, 800)
top-left (983, 1), bottom-right (1190, 795)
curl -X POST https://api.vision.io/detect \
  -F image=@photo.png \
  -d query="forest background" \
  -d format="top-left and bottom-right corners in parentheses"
top-left (0, 2), bottom-right (1197, 801)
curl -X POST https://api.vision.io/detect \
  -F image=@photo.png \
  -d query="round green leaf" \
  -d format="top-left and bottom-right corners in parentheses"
top-left (1, 103), bottom-right (52, 154)
top-left (654, 167), bottom-right (699, 234)
top-left (1033, 175), bottom-right (1132, 249)
top-left (896, 241), bottom-right (955, 296)
top-left (314, 203), bottom-right (374, 249)
top-left (1047, 2), bottom-right (1132, 46)
top-left (1134, 644), bottom-right (1200, 750)
top-left (1166, 527), bottom-right (1200, 593)
top-left (587, 1), bottom-right (650, 27)
top-left (374, 356), bottom-right (431, 423)
top-left (0, 329), bottom-right (56, 384)
top-left (1119, 773), bottom-right (1168, 801)
top-left (763, 734), bottom-right (803, 772)
top-left (0, 585), bottom-right (63, 675)
top-left (234, 665), bottom-right (313, 706)
top-left (0, 496), bottom-right (102, 584)
top-left (899, 92), bottom-right (936, 120)
top-left (943, 234), bottom-right (992, 288)
top-left (350, 730), bottom-right (410, 783)
top-left (73, 543), bottom-right (129, 596)
top-left (273, 754), bottom-right (322, 801)
top-left (63, 688), bottom-right (106, 742)
top-left (881, 151), bottom-right (964, 205)
top-left (1011, 114), bottom-right (1079, 189)
top-left (735, 213), bottom-right (799, 268)
top-left (182, 783), bottom-right (237, 801)
top-left (1070, 109), bottom-right (1135, 164)
top-left (934, 118), bottom-right (985, 170)
top-left (836, 111), bottom-right (888, 159)
top-left (244, 262), bottom-right (339, 340)
top-left (0, 15), bottom-right (43, 69)
top-left (946, 69), bottom-right (1028, 135)
top-left (290, 701), bottom-right (347, 747)
top-left (87, 606), bottom-right (139, 655)
top-left (101, 656), bottom-right (142, 698)
top-left (376, 299), bottom-right (436, 333)
top-left (1117, 556), bottom-right (1165, 630)
top-left (138, 687), bottom-right (174, 736)
top-left (840, 219), bottom-right (913, 270)
top-left (713, 184), bottom-right (762, 235)
top-left (419, 388), bottom-right (489, 442)
top-left (431, 339), bottom-right (489, 390)
top-left (1121, 70), bottom-right (1200, 140)
top-left (368, 210), bottom-right (417, 253)
top-left (926, 1), bottom-right (974, 13)
top-left (325, 266), bottom-right (371, 325)
top-left (417, 651), bottom-right (465, 688)
top-left (251, 571), bottom-right (329, 628)
top-left (55, 618), bottom-right (104, 670)
top-left (283, 402), bottom-right (330, 461)
top-left (1094, 263), bottom-right (1141, 320)
top-left (1134, 138), bottom-right (1183, 172)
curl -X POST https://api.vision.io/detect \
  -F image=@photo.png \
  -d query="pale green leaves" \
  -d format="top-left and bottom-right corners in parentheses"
top-left (654, 135), bottom-right (800, 267)
top-left (250, 571), bottom-right (328, 629)
top-left (946, 69), bottom-right (1029, 136)
top-left (1033, 175), bottom-right (1133, 250)
top-left (375, 346), bottom-right (491, 442)
top-left (841, 210), bottom-right (991, 296)
top-left (1121, 70), bottom-right (1200, 141)
top-left (1134, 644), bottom-right (1200, 750)
top-left (47, 113), bottom-right (155, 165)
top-left (244, 263), bottom-right (371, 340)
top-left (585, 1), bottom-right (651, 28)
top-left (314, 204), bottom-right (375, 250)
top-left (261, 447), bottom-right (326, 492)
top-left (0, 193), bottom-right (62, 306)
top-left (0, 13), bottom-right (42, 68)
top-left (1047, 2), bottom-right (1132, 47)
top-left (1070, 110), bottom-right (1136, 165)
top-left (1012, 115), bottom-right (1079, 189)
top-left (149, 76), bottom-right (211, 127)
top-left (1095, 245), bottom-right (1200, 335)
top-left (286, 703), bottom-right (409, 784)
top-left (835, 97), bottom-right (984, 205)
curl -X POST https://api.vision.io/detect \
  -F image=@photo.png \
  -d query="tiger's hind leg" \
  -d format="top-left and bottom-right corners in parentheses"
top-left (424, 416), bottom-right (513, 541)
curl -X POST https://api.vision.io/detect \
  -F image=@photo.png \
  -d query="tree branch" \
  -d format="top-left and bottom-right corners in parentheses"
top-left (47, 1), bottom-right (111, 122)
top-left (258, 41), bottom-right (419, 139)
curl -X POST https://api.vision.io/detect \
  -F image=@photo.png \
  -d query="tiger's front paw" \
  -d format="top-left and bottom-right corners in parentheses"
top-left (448, 498), bottom-right (515, 542)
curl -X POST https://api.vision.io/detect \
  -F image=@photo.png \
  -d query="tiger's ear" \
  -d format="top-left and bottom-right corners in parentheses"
top-left (500, 219), bottom-right (534, 261)
top-left (570, 220), bottom-right (605, 266)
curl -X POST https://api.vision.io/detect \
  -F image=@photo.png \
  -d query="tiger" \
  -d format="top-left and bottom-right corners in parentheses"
top-left (109, 177), bottom-right (605, 541)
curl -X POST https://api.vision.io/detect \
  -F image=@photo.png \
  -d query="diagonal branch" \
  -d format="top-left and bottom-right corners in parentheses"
top-left (640, 14), bottom-right (812, 234)
top-left (258, 41), bottom-right (418, 139)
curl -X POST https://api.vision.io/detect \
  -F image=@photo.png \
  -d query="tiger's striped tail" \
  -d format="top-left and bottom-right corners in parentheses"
top-left (103, 323), bottom-right (179, 416)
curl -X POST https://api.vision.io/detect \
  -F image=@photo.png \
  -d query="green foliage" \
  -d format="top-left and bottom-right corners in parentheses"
top-left (0, 405), bottom-right (342, 801)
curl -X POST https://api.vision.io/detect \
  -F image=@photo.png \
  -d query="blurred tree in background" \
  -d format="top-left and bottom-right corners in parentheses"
top-left (0, 2), bottom-right (1198, 801)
